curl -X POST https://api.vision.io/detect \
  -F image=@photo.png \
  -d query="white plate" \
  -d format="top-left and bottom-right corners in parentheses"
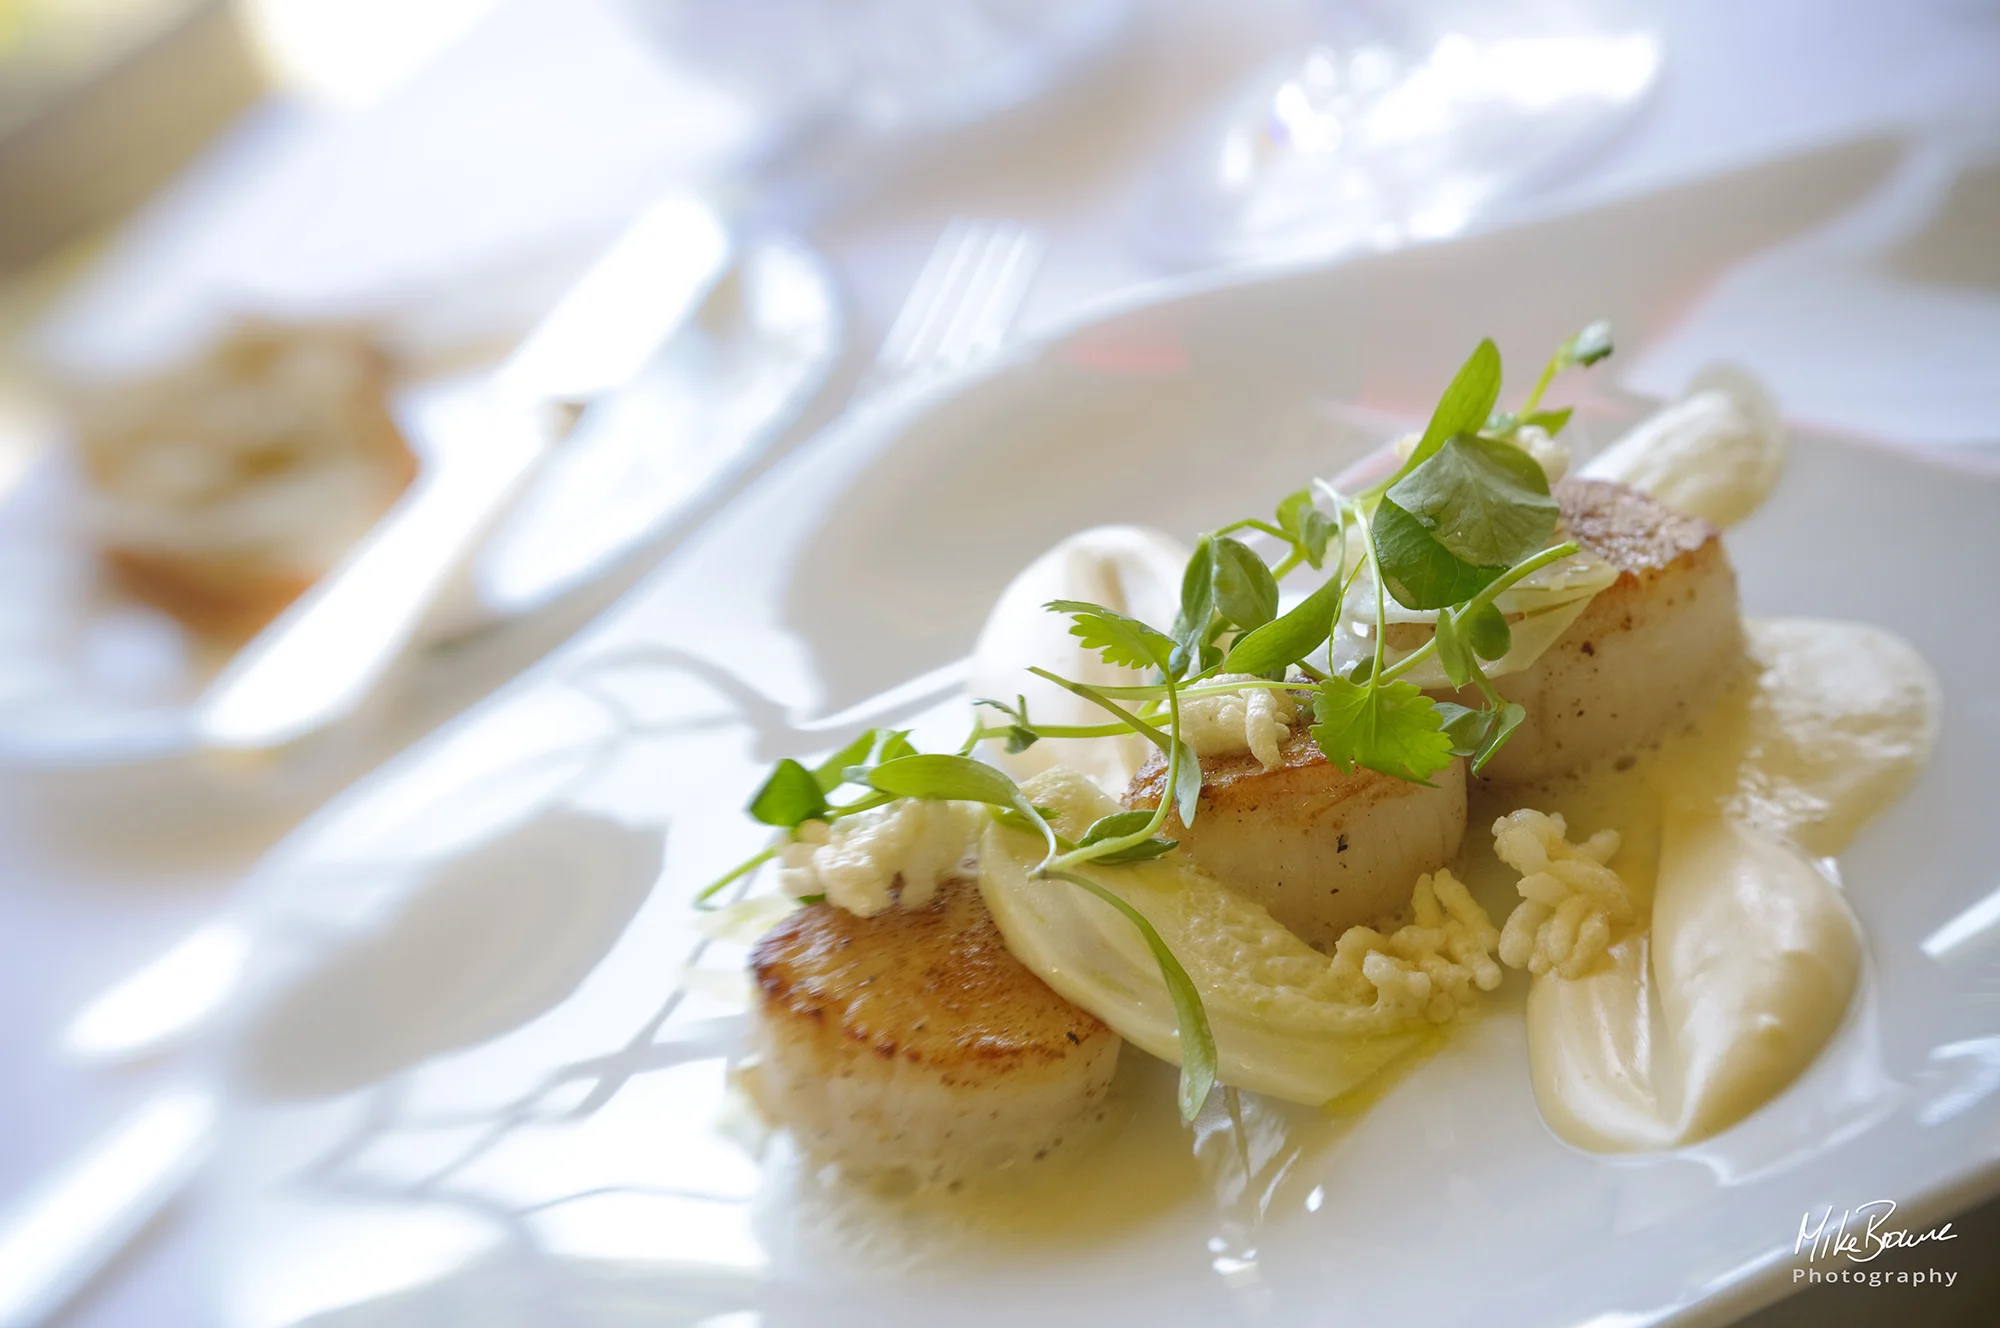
top-left (205, 141), bottom-right (2000, 1328)
top-left (0, 235), bottom-right (840, 792)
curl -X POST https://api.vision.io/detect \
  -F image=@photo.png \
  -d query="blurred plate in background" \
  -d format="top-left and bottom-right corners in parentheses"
top-left (0, 228), bottom-right (839, 792)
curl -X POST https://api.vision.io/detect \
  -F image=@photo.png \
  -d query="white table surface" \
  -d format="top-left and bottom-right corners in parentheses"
top-left (4, 1), bottom-right (2000, 1324)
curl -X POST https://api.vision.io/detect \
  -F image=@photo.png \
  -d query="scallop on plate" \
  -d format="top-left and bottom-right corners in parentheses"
top-left (204, 146), bottom-right (1999, 1328)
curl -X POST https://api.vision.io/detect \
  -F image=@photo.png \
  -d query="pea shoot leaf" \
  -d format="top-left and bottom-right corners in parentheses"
top-left (1433, 609), bottom-right (1472, 689)
top-left (1309, 676), bottom-right (1455, 783)
top-left (748, 759), bottom-right (828, 827)
top-left (1077, 809), bottom-right (1154, 843)
top-left (1431, 699), bottom-right (1528, 772)
top-left (1475, 702), bottom-right (1527, 773)
top-left (1046, 868), bottom-right (1216, 1121)
top-left (868, 754), bottom-right (1061, 861)
top-left (867, 753), bottom-right (1021, 806)
top-left (1075, 809), bottom-right (1177, 863)
top-left (1433, 701), bottom-right (1490, 754)
top-left (1380, 338), bottom-right (1503, 491)
top-left (1221, 570), bottom-right (1345, 676)
top-left (1093, 837), bottom-right (1179, 864)
top-left (1386, 433), bottom-right (1559, 570)
top-left (814, 728), bottom-right (915, 792)
top-left (973, 696), bottom-right (1039, 753)
top-left (810, 732), bottom-right (880, 792)
top-left (1563, 320), bottom-right (1613, 368)
top-left (1172, 736), bottom-right (1202, 827)
top-left (1521, 406), bottom-right (1573, 436)
top-left (1463, 600), bottom-right (1512, 661)
top-left (1371, 497), bottom-right (1502, 610)
top-left (1046, 599), bottom-right (1177, 674)
top-left (1276, 488), bottom-right (1338, 569)
top-left (1170, 535), bottom-right (1217, 673)
top-left (992, 803), bottom-right (1068, 844)
top-left (1213, 536), bottom-right (1279, 631)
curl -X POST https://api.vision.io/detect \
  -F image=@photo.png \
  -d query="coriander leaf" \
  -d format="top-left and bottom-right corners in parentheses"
top-left (1220, 570), bottom-right (1345, 676)
top-left (1213, 537), bottom-right (1279, 631)
top-left (1433, 608), bottom-right (1472, 689)
top-left (1309, 676), bottom-right (1456, 783)
top-left (1381, 338), bottom-right (1503, 490)
top-left (1004, 726), bottom-right (1038, 754)
top-left (1565, 320), bottom-right (1613, 368)
top-left (1347, 655), bottom-right (1374, 683)
top-left (1473, 701), bottom-right (1527, 773)
top-left (748, 759), bottom-right (828, 827)
top-left (1046, 599), bottom-right (1177, 674)
top-left (1370, 497), bottom-right (1501, 610)
top-left (811, 731), bottom-right (881, 792)
top-left (1463, 600), bottom-right (1512, 661)
top-left (1521, 406), bottom-right (1573, 436)
top-left (1385, 433), bottom-right (1559, 569)
top-left (1046, 868), bottom-right (1216, 1121)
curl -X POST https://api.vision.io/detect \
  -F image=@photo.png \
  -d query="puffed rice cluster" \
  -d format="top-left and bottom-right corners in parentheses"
top-left (1328, 869), bottom-right (1503, 1023)
top-left (1493, 808), bottom-right (1638, 979)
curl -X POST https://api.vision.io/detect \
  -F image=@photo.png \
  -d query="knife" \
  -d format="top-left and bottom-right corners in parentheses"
top-left (196, 192), bottom-right (733, 750)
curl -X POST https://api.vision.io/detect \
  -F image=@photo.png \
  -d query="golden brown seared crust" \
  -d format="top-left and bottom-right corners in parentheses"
top-left (1557, 478), bottom-right (1735, 664)
top-left (750, 876), bottom-right (1114, 1088)
top-left (1425, 478), bottom-right (1745, 784)
top-left (1557, 477), bottom-right (1719, 575)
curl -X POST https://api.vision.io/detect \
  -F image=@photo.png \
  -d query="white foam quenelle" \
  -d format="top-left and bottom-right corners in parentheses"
top-left (1583, 364), bottom-right (1786, 529)
top-left (967, 525), bottom-right (1187, 794)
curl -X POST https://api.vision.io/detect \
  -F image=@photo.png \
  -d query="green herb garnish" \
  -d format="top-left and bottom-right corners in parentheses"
top-left (698, 323), bottom-right (1616, 1121)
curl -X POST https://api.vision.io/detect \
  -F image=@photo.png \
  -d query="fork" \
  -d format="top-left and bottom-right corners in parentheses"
top-left (867, 218), bottom-right (1046, 392)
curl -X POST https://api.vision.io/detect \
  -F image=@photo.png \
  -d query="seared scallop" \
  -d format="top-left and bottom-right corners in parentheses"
top-left (1124, 732), bottom-right (1468, 949)
top-left (1432, 478), bottom-right (1744, 784)
top-left (747, 876), bottom-right (1120, 1186)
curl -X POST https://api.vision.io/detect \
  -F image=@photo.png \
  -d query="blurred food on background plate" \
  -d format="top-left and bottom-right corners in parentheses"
top-left (68, 321), bottom-right (415, 639)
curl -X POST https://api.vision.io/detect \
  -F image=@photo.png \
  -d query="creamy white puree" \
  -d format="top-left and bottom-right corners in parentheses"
top-left (1516, 618), bottom-right (1936, 1152)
